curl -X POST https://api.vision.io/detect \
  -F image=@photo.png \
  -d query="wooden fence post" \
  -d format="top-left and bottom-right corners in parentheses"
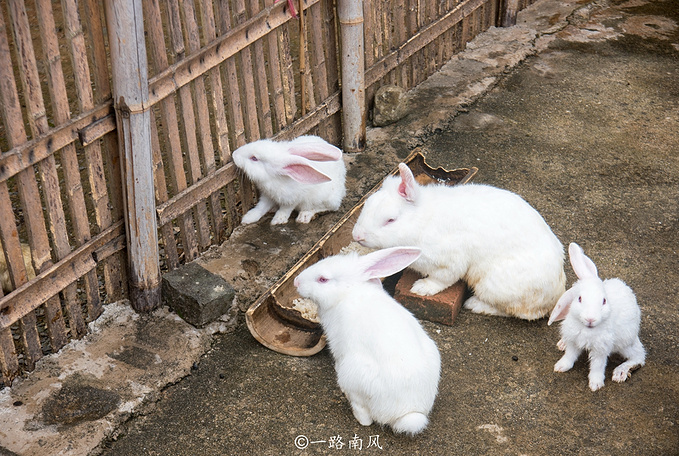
top-left (500, 0), bottom-right (519, 27)
top-left (104, 0), bottom-right (161, 312)
top-left (338, 0), bottom-right (366, 152)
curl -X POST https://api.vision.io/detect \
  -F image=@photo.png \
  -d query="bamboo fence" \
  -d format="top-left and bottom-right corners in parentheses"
top-left (0, 0), bottom-right (535, 386)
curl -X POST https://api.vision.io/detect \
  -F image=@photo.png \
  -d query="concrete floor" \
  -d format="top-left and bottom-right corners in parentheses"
top-left (1, 0), bottom-right (677, 455)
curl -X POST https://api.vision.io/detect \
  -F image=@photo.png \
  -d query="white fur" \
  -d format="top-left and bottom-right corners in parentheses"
top-left (548, 243), bottom-right (645, 391)
top-left (232, 135), bottom-right (346, 225)
top-left (293, 247), bottom-right (441, 435)
top-left (351, 163), bottom-right (566, 320)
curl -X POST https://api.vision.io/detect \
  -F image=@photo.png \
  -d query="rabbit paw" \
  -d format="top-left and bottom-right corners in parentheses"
top-left (271, 208), bottom-right (294, 225)
top-left (296, 210), bottom-right (317, 224)
top-left (241, 209), bottom-right (263, 225)
top-left (556, 338), bottom-right (567, 351)
top-left (270, 215), bottom-right (289, 225)
top-left (410, 278), bottom-right (446, 296)
top-left (350, 405), bottom-right (373, 427)
top-left (463, 296), bottom-right (510, 316)
top-left (588, 375), bottom-right (605, 391)
top-left (612, 364), bottom-right (632, 383)
top-left (554, 356), bottom-right (574, 373)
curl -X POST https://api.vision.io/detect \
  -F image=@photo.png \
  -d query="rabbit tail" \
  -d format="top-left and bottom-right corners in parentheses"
top-left (392, 412), bottom-right (429, 436)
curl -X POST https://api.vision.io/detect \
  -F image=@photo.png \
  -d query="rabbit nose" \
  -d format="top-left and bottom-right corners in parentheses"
top-left (352, 228), bottom-right (364, 242)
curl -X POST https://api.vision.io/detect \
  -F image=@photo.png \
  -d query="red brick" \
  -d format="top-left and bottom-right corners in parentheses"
top-left (393, 269), bottom-right (467, 325)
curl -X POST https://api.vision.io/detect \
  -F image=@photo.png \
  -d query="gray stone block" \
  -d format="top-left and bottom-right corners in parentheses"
top-left (162, 262), bottom-right (235, 328)
top-left (372, 85), bottom-right (409, 126)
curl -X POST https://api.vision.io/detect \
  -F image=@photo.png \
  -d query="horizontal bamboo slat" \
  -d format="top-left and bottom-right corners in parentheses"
top-left (0, 103), bottom-right (113, 183)
top-left (366, 0), bottom-right (489, 88)
top-left (0, 222), bottom-right (126, 330)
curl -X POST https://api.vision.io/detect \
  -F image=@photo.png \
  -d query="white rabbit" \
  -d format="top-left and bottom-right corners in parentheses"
top-left (548, 242), bottom-right (645, 391)
top-left (293, 247), bottom-right (441, 435)
top-left (351, 163), bottom-right (566, 320)
top-left (232, 135), bottom-right (346, 225)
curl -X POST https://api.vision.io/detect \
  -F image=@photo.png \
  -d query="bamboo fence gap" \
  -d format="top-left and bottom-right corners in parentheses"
top-left (0, 0), bottom-right (537, 386)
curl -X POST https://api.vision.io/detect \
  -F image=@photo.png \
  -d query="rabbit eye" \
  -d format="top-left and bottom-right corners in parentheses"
top-left (384, 218), bottom-right (396, 226)
top-left (578, 296), bottom-right (582, 302)
top-left (602, 298), bottom-right (607, 306)
top-left (317, 276), bottom-right (329, 283)
top-left (250, 155), bottom-right (258, 162)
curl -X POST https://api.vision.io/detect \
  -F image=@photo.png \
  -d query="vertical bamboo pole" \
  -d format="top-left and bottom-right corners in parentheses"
top-left (180, 0), bottom-right (223, 247)
top-left (104, 0), bottom-right (160, 312)
top-left (263, 0), bottom-right (288, 133)
top-left (309, 2), bottom-right (330, 138)
top-left (299, 0), bottom-right (307, 116)
top-left (36, 0), bottom-right (96, 335)
top-left (232, 0), bottom-right (258, 212)
top-left (215, 0), bottom-right (245, 231)
top-left (276, 6), bottom-right (297, 126)
top-left (321, 0), bottom-right (341, 145)
top-left (501, 0), bottom-right (519, 27)
top-left (233, 0), bottom-right (261, 142)
top-left (82, 0), bottom-right (127, 304)
top-left (167, 1), bottom-right (211, 252)
top-left (247, 1), bottom-right (274, 137)
top-left (7, 0), bottom-right (65, 367)
top-left (143, 0), bottom-right (198, 264)
top-left (338, 0), bottom-right (365, 152)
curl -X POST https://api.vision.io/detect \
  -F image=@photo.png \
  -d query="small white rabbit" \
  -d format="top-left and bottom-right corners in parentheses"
top-left (548, 242), bottom-right (645, 391)
top-left (351, 163), bottom-right (566, 320)
top-left (232, 135), bottom-right (346, 225)
top-left (293, 247), bottom-right (441, 435)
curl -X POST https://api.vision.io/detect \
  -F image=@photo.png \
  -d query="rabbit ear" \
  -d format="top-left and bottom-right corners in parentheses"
top-left (568, 242), bottom-right (599, 280)
top-left (288, 142), bottom-right (342, 162)
top-left (360, 247), bottom-right (421, 280)
top-left (548, 286), bottom-right (578, 325)
top-left (281, 162), bottom-right (332, 183)
top-left (397, 163), bottom-right (418, 202)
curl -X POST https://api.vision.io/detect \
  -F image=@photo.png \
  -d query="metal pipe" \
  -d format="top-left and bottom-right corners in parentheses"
top-left (337, 0), bottom-right (365, 152)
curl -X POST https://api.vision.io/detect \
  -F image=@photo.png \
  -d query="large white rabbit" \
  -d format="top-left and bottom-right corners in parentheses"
top-left (548, 242), bottom-right (645, 391)
top-left (352, 163), bottom-right (566, 320)
top-left (232, 135), bottom-right (346, 225)
top-left (293, 247), bottom-right (441, 435)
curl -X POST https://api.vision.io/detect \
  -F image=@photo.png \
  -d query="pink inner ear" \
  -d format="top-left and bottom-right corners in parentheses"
top-left (548, 288), bottom-right (577, 325)
top-left (288, 144), bottom-right (342, 162)
top-left (363, 248), bottom-right (421, 279)
top-left (398, 181), bottom-right (408, 198)
top-left (282, 163), bottom-right (332, 184)
top-left (548, 305), bottom-right (570, 324)
top-left (397, 164), bottom-right (417, 202)
top-left (569, 243), bottom-right (599, 280)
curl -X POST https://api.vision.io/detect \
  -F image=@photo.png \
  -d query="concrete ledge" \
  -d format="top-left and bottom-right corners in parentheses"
top-left (0, 301), bottom-right (214, 456)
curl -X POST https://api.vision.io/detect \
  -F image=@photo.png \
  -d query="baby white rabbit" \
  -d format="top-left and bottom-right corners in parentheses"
top-left (232, 135), bottom-right (346, 225)
top-left (548, 242), bottom-right (645, 391)
top-left (352, 163), bottom-right (566, 320)
top-left (293, 247), bottom-right (441, 435)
